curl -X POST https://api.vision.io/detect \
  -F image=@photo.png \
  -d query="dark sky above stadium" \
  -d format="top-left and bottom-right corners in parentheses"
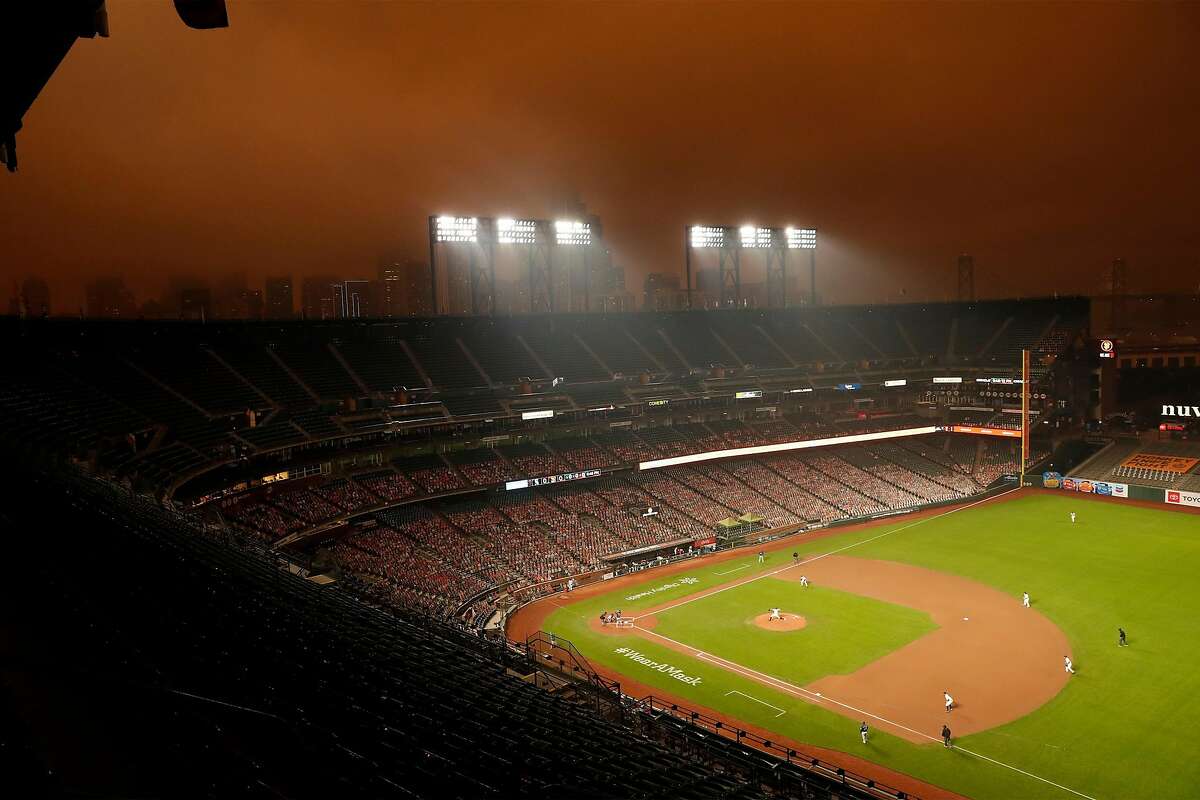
top-left (5, 1), bottom-right (1200, 312)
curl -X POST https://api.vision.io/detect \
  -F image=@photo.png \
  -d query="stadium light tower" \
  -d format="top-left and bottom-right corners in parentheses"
top-left (555, 219), bottom-right (593, 312)
top-left (687, 225), bottom-right (739, 307)
top-left (786, 227), bottom-right (818, 305)
top-left (432, 215), bottom-right (596, 314)
top-left (687, 224), bottom-right (816, 309)
top-left (496, 217), bottom-right (553, 313)
top-left (429, 215), bottom-right (496, 315)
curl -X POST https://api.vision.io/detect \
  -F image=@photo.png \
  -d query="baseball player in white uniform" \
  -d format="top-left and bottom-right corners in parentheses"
top-left (1070, 512), bottom-right (1076, 524)
top-left (1064, 656), bottom-right (1075, 674)
top-left (944, 691), bottom-right (954, 713)
top-left (1023, 591), bottom-right (1030, 608)
top-left (769, 607), bottom-right (782, 621)
top-left (800, 575), bottom-right (809, 587)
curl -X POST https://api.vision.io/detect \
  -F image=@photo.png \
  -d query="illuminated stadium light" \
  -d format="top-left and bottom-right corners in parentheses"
top-left (883, 379), bottom-right (907, 387)
top-left (555, 219), bottom-right (591, 246)
top-left (689, 225), bottom-right (725, 249)
top-left (786, 227), bottom-right (817, 249)
top-left (435, 215), bottom-right (478, 243)
top-left (739, 225), bottom-right (772, 248)
top-left (496, 217), bottom-right (538, 245)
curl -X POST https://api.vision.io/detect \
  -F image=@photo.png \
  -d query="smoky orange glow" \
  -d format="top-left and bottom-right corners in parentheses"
top-left (3, 1), bottom-right (1200, 312)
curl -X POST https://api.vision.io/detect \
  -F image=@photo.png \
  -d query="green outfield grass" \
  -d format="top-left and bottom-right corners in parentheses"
top-left (542, 492), bottom-right (1200, 799)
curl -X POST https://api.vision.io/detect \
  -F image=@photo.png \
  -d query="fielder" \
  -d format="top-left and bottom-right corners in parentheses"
top-left (758, 550), bottom-right (765, 564)
top-left (860, 721), bottom-right (869, 744)
top-left (1022, 591), bottom-right (1030, 608)
top-left (944, 691), bottom-right (954, 713)
top-left (1070, 512), bottom-right (1076, 524)
top-left (1064, 655), bottom-right (1075, 674)
top-left (800, 575), bottom-right (809, 587)
top-left (1118, 627), bottom-right (1128, 647)
top-left (769, 607), bottom-right (782, 621)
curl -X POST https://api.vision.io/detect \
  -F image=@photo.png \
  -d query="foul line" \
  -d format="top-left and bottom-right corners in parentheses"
top-left (715, 564), bottom-right (752, 575)
top-left (726, 689), bottom-right (786, 717)
top-left (636, 625), bottom-right (1095, 800)
top-left (635, 486), bottom-right (1020, 623)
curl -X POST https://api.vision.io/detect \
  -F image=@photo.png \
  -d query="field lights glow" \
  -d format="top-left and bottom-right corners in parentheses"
top-left (786, 227), bottom-right (817, 249)
top-left (496, 217), bottom-right (538, 245)
top-left (555, 220), bottom-right (591, 246)
top-left (739, 225), bottom-right (773, 248)
top-left (435, 216), bottom-right (478, 243)
top-left (689, 225), bottom-right (725, 249)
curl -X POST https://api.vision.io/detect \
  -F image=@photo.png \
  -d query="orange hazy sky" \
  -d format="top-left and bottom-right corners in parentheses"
top-left (3, 1), bottom-right (1200, 312)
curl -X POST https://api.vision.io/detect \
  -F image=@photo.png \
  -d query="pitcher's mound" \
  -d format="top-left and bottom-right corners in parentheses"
top-left (753, 612), bottom-right (807, 631)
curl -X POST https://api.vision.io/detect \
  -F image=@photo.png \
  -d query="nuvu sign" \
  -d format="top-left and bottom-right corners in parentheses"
top-left (1162, 405), bottom-right (1200, 417)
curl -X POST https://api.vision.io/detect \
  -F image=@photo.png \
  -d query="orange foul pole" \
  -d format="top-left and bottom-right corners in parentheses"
top-left (1021, 349), bottom-right (1031, 480)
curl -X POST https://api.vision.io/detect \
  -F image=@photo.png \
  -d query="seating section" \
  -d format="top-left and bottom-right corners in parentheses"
top-left (354, 468), bottom-right (418, 502)
top-left (0, 299), bottom-right (1084, 496)
top-left (548, 436), bottom-right (618, 470)
top-left (214, 344), bottom-right (314, 407)
top-left (499, 442), bottom-right (567, 478)
top-left (274, 343), bottom-right (359, 399)
top-left (1082, 440), bottom-right (1200, 489)
top-left (9, 471), bottom-right (820, 800)
top-left (975, 439), bottom-right (1021, 486)
top-left (448, 447), bottom-right (520, 486)
top-left (333, 336), bottom-right (425, 392)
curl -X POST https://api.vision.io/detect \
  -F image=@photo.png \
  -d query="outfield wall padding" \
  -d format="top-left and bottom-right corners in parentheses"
top-left (1128, 484), bottom-right (1166, 503)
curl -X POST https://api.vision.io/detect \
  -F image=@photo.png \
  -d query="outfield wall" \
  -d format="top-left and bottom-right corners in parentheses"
top-left (1026, 473), bottom-right (1200, 506)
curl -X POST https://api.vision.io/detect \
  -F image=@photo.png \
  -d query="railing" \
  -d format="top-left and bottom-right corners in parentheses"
top-left (523, 631), bottom-right (622, 697)
top-left (634, 696), bottom-right (920, 800)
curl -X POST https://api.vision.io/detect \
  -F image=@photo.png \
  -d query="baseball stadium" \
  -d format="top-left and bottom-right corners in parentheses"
top-left (4, 293), bottom-right (1200, 800)
top-left (7, 3), bottom-right (1200, 800)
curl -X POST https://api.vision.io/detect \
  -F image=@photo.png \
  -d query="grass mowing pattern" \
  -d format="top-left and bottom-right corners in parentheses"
top-left (544, 493), bottom-right (1200, 799)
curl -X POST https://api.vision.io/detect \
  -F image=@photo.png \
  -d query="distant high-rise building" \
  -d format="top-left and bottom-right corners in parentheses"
top-left (589, 256), bottom-right (633, 312)
top-left (643, 272), bottom-right (685, 312)
top-left (237, 288), bottom-right (264, 320)
top-left (957, 254), bottom-right (975, 302)
top-left (85, 278), bottom-right (137, 318)
top-left (337, 279), bottom-right (372, 318)
top-left (405, 262), bottom-right (432, 316)
top-left (301, 276), bottom-right (340, 320)
top-left (265, 276), bottom-right (294, 319)
top-left (20, 277), bottom-right (51, 317)
top-left (377, 262), bottom-right (405, 317)
top-left (212, 272), bottom-right (250, 319)
top-left (180, 287), bottom-right (212, 320)
top-left (138, 298), bottom-right (166, 319)
top-left (164, 275), bottom-right (211, 318)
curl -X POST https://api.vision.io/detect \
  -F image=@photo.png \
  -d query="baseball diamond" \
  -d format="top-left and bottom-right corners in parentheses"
top-left (511, 490), bottom-right (1200, 800)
